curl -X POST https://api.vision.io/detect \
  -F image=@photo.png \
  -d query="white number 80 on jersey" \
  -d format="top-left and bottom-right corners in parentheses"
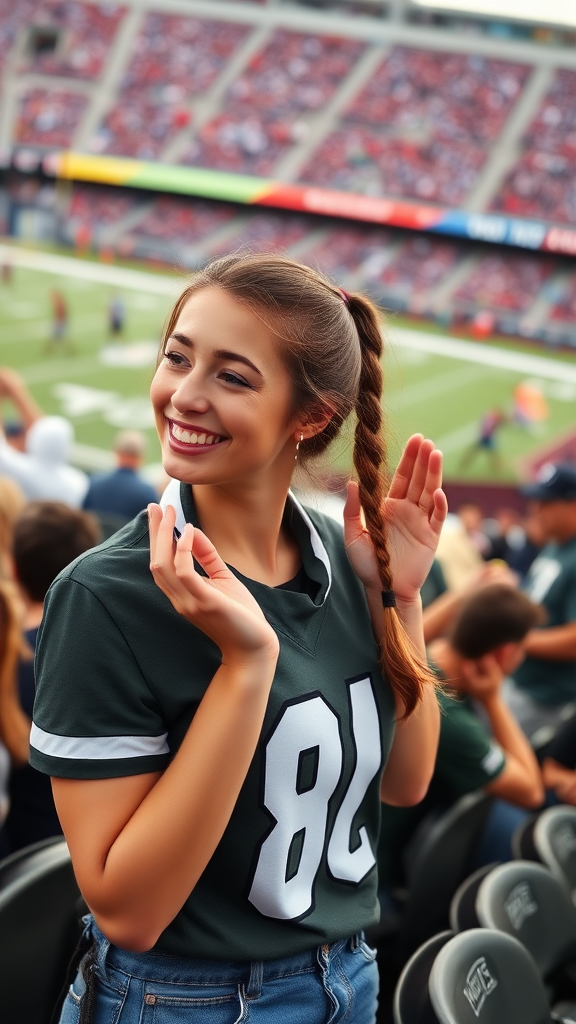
top-left (248, 676), bottom-right (382, 921)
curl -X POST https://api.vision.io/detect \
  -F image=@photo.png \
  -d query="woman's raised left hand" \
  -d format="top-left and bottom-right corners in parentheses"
top-left (344, 434), bottom-right (447, 603)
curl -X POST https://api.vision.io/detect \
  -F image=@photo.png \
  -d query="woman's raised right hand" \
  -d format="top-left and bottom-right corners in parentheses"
top-left (148, 504), bottom-right (279, 667)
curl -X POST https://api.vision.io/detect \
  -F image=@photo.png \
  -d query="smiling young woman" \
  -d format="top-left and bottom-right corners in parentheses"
top-left (31, 253), bottom-right (446, 1024)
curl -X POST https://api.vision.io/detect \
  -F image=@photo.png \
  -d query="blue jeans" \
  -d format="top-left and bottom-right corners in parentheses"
top-left (60, 917), bottom-right (379, 1024)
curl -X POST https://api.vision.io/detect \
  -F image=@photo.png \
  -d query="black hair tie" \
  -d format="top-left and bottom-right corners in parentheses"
top-left (381, 590), bottom-right (396, 608)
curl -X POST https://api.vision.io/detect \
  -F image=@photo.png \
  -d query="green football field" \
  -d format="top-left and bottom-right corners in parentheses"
top-left (1, 240), bottom-right (576, 485)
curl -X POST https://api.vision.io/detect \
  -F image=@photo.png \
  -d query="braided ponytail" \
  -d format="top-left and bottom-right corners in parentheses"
top-left (346, 291), bottom-right (435, 718)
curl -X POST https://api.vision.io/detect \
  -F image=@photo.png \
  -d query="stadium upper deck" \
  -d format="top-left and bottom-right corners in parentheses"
top-left (2, 0), bottom-right (576, 340)
top-left (2, 0), bottom-right (576, 239)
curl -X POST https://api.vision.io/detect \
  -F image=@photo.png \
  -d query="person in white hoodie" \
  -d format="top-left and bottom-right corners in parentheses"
top-left (0, 369), bottom-right (88, 508)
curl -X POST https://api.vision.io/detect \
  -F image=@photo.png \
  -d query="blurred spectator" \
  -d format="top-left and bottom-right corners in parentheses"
top-left (0, 580), bottom-right (23, 857)
top-left (458, 409), bottom-right (507, 475)
top-left (423, 560), bottom-right (518, 645)
top-left (420, 558), bottom-right (447, 611)
top-left (46, 290), bottom-right (73, 354)
top-left (0, 501), bottom-right (100, 853)
top-left (82, 430), bottom-right (158, 524)
top-left (24, 1), bottom-right (125, 80)
top-left (0, 369), bottom-right (89, 507)
top-left (507, 508), bottom-right (546, 582)
top-left (4, 421), bottom-right (26, 452)
top-left (379, 585), bottom-right (545, 894)
top-left (0, 477), bottom-right (26, 580)
top-left (541, 708), bottom-right (576, 804)
top-left (505, 464), bottom-right (576, 736)
top-left (435, 504), bottom-right (486, 590)
top-left (108, 293), bottom-right (126, 337)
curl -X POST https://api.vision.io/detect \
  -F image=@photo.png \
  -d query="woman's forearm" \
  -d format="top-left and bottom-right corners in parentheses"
top-left (53, 655), bottom-right (277, 951)
top-left (364, 587), bottom-right (440, 805)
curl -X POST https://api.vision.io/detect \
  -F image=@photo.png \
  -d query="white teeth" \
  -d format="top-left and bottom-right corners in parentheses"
top-left (172, 424), bottom-right (221, 446)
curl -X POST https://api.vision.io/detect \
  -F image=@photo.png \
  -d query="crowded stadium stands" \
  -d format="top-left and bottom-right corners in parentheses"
top-left (300, 48), bottom-right (530, 204)
top-left (22, 1), bottom-right (126, 80)
top-left (494, 68), bottom-right (576, 226)
top-left (184, 29), bottom-right (365, 176)
top-left (15, 89), bottom-right (87, 150)
top-left (91, 15), bottom-right (249, 159)
top-left (453, 251), bottom-right (555, 315)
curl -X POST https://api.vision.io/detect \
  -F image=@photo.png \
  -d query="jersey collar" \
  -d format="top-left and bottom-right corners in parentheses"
top-left (159, 479), bottom-right (332, 605)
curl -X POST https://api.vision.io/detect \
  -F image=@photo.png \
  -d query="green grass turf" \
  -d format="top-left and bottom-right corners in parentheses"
top-left (1, 244), bottom-right (576, 483)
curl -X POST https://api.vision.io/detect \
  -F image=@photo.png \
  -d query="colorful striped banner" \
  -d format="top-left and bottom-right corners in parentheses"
top-left (45, 151), bottom-right (576, 257)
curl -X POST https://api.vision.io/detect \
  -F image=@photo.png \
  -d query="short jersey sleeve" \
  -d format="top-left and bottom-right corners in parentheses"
top-left (435, 694), bottom-right (505, 796)
top-left (30, 576), bottom-right (171, 779)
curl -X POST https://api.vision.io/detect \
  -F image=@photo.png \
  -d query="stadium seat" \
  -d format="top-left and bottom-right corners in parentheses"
top-left (449, 863), bottom-right (498, 934)
top-left (476, 860), bottom-right (576, 1011)
top-left (429, 929), bottom-right (564, 1024)
top-left (0, 839), bottom-right (82, 1024)
top-left (0, 834), bottom-right (63, 891)
top-left (397, 791), bottom-right (493, 957)
top-left (534, 806), bottom-right (576, 901)
top-left (393, 930), bottom-right (452, 1024)
top-left (512, 812), bottom-right (540, 861)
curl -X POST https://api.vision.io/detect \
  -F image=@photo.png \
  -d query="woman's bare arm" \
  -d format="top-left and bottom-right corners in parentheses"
top-left (52, 507), bottom-right (279, 952)
top-left (344, 437), bottom-right (446, 808)
top-left (53, 654), bottom-right (276, 952)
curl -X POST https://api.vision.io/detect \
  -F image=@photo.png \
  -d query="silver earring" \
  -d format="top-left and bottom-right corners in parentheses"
top-left (295, 432), bottom-right (303, 461)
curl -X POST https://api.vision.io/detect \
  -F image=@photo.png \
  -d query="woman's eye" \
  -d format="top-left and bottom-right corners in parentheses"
top-left (220, 370), bottom-right (252, 388)
top-left (164, 351), bottom-right (187, 367)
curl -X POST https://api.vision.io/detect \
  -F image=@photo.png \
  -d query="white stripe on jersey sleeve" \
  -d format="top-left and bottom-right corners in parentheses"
top-left (30, 723), bottom-right (170, 760)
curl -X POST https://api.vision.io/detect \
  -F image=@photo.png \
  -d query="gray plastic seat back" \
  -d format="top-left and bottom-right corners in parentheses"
top-left (393, 931), bottom-right (451, 1024)
top-left (429, 929), bottom-right (551, 1024)
top-left (0, 835), bottom-right (64, 891)
top-left (449, 864), bottom-right (497, 934)
top-left (399, 792), bottom-right (493, 956)
top-left (0, 840), bottom-right (81, 1024)
top-left (534, 806), bottom-right (576, 901)
top-left (476, 860), bottom-right (576, 978)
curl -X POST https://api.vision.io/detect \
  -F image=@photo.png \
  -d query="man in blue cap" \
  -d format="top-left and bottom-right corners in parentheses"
top-left (503, 462), bottom-right (576, 736)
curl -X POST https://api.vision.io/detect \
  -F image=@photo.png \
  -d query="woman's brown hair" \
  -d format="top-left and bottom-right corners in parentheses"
top-left (161, 252), bottom-right (433, 716)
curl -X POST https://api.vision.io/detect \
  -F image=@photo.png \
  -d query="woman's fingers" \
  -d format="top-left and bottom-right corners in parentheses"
top-left (343, 481), bottom-right (364, 548)
top-left (417, 448), bottom-right (445, 516)
top-left (387, 434), bottom-right (423, 500)
top-left (405, 438), bottom-right (436, 505)
top-left (430, 487), bottom-right (449, 536)
top-left (190, 528), bottom-right (232, 581)
top-left (147, 503), bottom-right (163, 564)
top-left (150, 504), bottom-right (177, 578)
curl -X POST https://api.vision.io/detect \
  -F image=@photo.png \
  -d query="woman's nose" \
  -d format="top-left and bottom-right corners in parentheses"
top-left (171, 373), bottom-right (210, 415)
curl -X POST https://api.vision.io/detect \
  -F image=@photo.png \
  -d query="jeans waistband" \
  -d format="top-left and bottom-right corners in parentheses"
top-left (87, 917), bottom-right (362, 990)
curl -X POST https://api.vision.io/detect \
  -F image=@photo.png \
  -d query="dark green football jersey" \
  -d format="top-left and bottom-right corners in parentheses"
top-left (513, 536), bottom-right (576, 705)
top-left (31, 481), bottom-right (395, 960)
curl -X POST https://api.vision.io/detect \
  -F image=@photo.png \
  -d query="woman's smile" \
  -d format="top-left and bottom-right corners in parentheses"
top-left (167, 418), bottom-right (229, 455)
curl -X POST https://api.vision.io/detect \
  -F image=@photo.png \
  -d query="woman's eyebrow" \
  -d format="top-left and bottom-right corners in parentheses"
top-left (168, 334), bottom-right (263, 377)
top-left (214, 349), bottom-right (263, 377)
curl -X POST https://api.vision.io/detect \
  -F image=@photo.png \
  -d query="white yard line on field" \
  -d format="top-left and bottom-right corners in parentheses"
top-left (0, 242), bottom-right (182, 295)
top-left (391, 327), bottom-right (576, 384)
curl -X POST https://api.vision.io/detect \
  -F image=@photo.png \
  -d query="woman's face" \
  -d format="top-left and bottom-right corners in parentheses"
top-left (151, 287), bottom-right (301, 487)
